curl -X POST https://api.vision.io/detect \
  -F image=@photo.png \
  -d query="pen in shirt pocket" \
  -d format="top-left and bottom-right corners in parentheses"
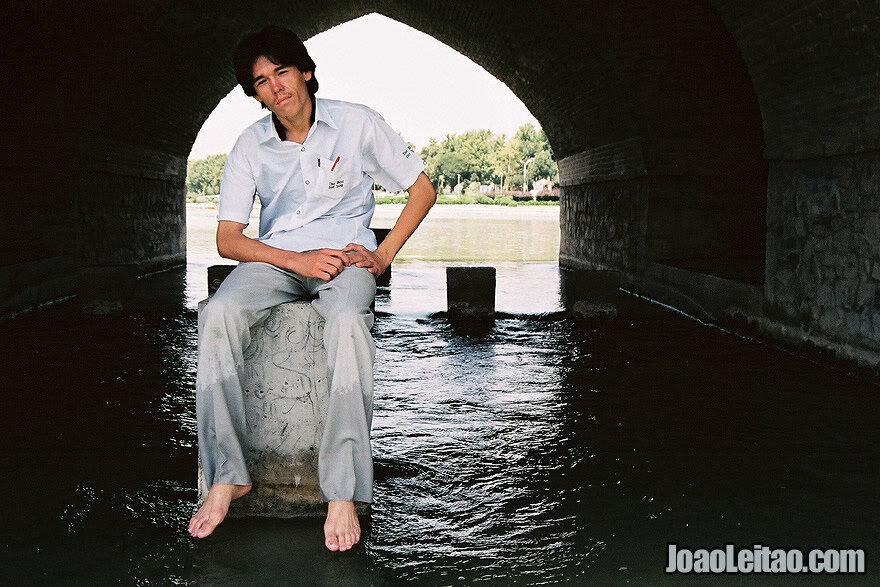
top-left (317, 157), bottom-right (341, 170)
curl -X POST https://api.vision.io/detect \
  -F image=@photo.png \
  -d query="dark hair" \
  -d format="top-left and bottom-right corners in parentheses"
top-left (233, 26), bottom-right (319, 108)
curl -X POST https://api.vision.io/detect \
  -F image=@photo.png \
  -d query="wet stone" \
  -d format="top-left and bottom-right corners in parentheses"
top-left (571, 300), bottom-right (618, 319)
top-left (446, 267), bottom-right (496, 318)
top-left (208, 264), bottom-right (237, 295)
top-left (370, 228), bottom-right (392, 287)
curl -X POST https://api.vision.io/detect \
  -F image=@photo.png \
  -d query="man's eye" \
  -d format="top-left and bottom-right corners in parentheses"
top-left (255, 80), bottom-right (265, 87)
top-left (278, 69), bottom-right (289, 75)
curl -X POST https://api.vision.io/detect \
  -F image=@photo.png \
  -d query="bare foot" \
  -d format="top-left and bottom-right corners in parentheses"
top-left (324, 500), bottom-right (361, 551)
top-left (188, 483), bottom-right (251, 538)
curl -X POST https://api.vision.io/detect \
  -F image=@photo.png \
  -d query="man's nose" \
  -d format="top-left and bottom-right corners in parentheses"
top-left (270, 77), bottom-right (283, 92)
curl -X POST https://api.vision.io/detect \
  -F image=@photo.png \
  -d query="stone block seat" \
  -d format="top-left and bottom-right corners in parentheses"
top-left (197, 298), bottom-right (369, 517)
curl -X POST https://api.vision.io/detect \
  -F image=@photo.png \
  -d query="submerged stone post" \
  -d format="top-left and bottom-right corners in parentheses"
top-left (560, 268), bottom-right (620, 318)
top-left (370, 227), bottom-right (392, 287)
top-left (446, 266), bottom-right (496, 318)
top-left (207, 264), bottom-right (236, 295)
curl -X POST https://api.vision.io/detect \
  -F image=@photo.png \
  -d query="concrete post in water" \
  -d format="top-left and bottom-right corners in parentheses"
top-left (370, 228), bottom-right (392, 287)
top-left (446, 266), bottom-right (496, 318)
top-left (78, 264), bottom-right (138, 315)
top-left (560, 268), bottom-right (621, 318)
top-left (197, 299), bottom-right (369, 516)
top-left (208, 264), bottom-right (237, 295)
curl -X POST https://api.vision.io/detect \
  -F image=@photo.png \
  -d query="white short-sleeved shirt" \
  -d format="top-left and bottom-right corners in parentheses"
top-left (217, 98), bottom-right (426, 252)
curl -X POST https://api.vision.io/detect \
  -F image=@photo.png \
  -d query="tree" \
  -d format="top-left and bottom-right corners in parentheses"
top-left (509, 123), bottom-right (555, 191)
top-left (419, 124), bottom-right (557, 193)
top-left (187, 154), bottom-right (227, 195)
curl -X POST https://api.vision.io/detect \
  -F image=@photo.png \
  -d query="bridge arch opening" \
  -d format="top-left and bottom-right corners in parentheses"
top-left (184, 12), bottom-right (560, 302)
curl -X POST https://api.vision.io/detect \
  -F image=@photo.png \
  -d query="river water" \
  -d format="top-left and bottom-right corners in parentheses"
top-left (0, 205), bottom-right (877, 584)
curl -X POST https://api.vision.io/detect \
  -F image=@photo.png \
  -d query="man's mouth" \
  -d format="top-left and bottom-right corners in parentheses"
top-left (276, 95), bottom-right (290, 105)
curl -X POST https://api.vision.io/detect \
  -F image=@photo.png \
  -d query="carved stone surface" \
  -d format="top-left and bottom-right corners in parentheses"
top-left (197, 300), bottom-right (368, 517)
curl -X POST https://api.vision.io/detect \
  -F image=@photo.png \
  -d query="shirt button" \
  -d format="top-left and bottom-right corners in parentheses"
top-left (301, 147), bottom-right (306, 152)
top-left (296, 209), bottom-right (301, 215)
top-left (305, 180), bottom-right (310, 185)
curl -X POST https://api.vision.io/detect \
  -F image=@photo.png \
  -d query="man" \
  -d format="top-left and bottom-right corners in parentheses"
top-left (187, 25), bottom-right (436, 551)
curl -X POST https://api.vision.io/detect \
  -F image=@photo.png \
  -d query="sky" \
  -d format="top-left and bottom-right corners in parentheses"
top-left (188, 13), bottom-right (539, 160)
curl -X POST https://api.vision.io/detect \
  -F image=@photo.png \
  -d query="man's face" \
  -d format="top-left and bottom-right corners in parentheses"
top-left (251, 55), bottom-right (312, 117)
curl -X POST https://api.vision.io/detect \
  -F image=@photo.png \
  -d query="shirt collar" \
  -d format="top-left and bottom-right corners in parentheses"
top-left (261, 97), bottom-right (337, 143)
top-left (314, 98), bottom-right (338, 130)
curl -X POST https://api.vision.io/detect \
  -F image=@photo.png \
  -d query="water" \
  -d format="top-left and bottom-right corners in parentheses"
top-left (0, 206), bottom-right (877, 584)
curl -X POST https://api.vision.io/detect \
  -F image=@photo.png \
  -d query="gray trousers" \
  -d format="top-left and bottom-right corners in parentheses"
top-left (196, 261), bottom-right (377, 503)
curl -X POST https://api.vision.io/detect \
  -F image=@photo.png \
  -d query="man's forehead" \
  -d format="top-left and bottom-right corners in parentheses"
top-left (251, 56), bottom-right (293, 77)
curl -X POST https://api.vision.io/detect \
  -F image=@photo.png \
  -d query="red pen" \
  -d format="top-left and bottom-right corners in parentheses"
top-left (331, 156), bottom-right (340, 171)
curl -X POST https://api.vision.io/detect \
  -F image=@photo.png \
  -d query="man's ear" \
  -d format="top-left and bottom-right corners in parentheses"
top-left (304, 70), bottom-right (313, 81)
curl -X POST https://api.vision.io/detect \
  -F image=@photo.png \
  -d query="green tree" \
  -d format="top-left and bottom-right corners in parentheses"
top-left (506, 123), bottom-right (556, 192)
top-left (186, 154), bottom-right (227, 195)
top-left (420, 124), bottom-right (557, 193)
top-left (421, 129), bottom-right (499, 188)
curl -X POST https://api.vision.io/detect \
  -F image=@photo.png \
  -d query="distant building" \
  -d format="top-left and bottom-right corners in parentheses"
top-left (531, 178), bottom-right (554, 196)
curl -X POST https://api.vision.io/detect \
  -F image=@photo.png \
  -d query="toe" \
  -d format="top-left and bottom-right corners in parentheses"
top-left (325, 535), bottom-right (340, 551)
top-left (195, 513), bottom-right (217, 538)
top-left (196, 522), bottom-right (215, 538)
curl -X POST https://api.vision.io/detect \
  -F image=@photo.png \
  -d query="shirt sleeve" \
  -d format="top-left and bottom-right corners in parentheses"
top-left (217, 136), bottom-right (256, 225)
top-left (361, 111), bottom-right (427, 192)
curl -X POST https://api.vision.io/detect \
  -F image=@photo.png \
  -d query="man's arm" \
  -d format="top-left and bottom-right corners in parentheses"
top-left (217, 221), bottom-right (350, 281)
top-left (343, 171), bottom-right (437, 274)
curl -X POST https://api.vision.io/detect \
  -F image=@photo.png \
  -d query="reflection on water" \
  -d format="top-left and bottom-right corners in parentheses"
top-left (0, 208), bottom-right (878, 584)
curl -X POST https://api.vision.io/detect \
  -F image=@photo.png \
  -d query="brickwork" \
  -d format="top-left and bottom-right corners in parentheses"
top-left (559, 180), bottom-right (648, 273)
top-left (646, 175), bottom-right (767, 283)
top-left (556, 138), bottom-right (646, 186)
top-left (712, 0), bottom-right (880, 159)
top-left (766, 151), bottom-right (880, 352)
top-left (76, 171), bottom-right (185, 271)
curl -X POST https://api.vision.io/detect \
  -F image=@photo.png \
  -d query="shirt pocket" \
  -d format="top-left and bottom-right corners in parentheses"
top-left (315, 156), bottom-right (340, 200)
top-left (314, 154), bottom-right (356, 199)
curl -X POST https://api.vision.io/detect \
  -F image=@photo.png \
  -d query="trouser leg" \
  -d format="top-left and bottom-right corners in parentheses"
top-left (309, 266), bottom-right (377, 503)
top-left (197, 262), bottom-right (308, 487)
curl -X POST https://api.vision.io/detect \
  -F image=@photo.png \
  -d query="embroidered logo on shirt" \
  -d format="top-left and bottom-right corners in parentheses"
top-left (328, 179), bottom-right (344, 190)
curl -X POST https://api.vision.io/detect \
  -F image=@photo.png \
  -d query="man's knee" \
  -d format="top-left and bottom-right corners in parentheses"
top-left (202, 286), bottom-right (253, 330)
top-left (338, 267), bottom-right (377, 302)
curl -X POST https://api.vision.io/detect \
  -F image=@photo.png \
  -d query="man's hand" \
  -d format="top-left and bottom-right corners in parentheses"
top-left (342, 243), bottom-right (390, 275)
top-left (289, 248), bottom-right (351, 281)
